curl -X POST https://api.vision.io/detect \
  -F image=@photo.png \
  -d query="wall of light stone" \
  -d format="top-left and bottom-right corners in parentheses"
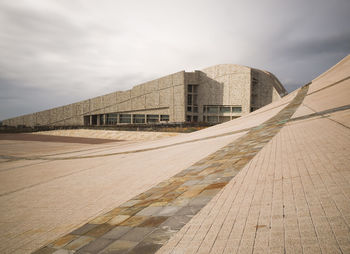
top-left (3, 71), bottom-right (185, 127)
top-left (198, 64), bottom-right (252, 116)
top-left (2, 64), bottom-right (286, 127)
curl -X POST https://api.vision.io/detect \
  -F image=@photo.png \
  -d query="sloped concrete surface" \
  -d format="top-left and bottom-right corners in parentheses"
top-left (157, 55), bottom-right (350, 254)
top-left (0, 55), bottom-right (349, 254)
top-left (32, 86), bottom-right (308, 254)
top-left (0, 99), bottom-right (290, 253)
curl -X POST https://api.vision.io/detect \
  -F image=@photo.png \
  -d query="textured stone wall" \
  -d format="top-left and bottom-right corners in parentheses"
top-left (2, 65), bottom-right (286, 127)
top-left (2, 71), bottom-right (185, 127)
top-left (197, 64), bottom-right (252, 120)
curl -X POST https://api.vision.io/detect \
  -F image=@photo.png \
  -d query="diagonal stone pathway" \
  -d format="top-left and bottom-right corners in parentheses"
top-left (32, 85), bottom-right (309, 254)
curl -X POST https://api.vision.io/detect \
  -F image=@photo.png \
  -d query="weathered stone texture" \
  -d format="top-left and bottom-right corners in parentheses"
top-left (145, 92), bottom-right (159, 108)
top-left (36, 110), bottom-right (50, 126)
top-left (2, 65), bottom-right (285, 127)
top-left (159, 88), bottom-right (173, 108)
top-left (131, 95), bottom-right (146, 111)
top-left (117, 90), bottom-right (131, 103)
top-left (199, 64), bottom-right (252, 114)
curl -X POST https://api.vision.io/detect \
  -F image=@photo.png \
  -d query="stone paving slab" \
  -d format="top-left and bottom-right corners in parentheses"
top-left (157, 56), bottom-right (350, 254)
top-left (1, 126), bottom-right (242, 253)
top-left (6, 57), bottom-right (348, 254)
top-left (32, 85), bottom-right (308, 254)
top-left (158, 111), bottom-right (350, 254)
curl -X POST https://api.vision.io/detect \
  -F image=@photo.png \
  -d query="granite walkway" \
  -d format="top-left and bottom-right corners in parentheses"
top-left (32, 85), bottom-right (308, 254)
top-left (2, 56), bottom-right (348, 254)
top-left (157, 57), bottom-right (350, 254)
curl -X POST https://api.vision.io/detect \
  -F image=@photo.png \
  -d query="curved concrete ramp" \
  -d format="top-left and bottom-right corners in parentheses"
top-left (1, 56), bottom-right (349, 254)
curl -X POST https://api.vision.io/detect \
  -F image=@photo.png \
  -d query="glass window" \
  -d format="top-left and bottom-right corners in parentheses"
top-left (187, 106), bottom-right (192, 112)
top-left (84, 116), bottom-right (90, 126)
top-left (133, 114), bottom-right (145, 124)
top-left (207, 106), bottom-right (219, 113)
top-left (193, 95), bottom-right (198, 105)
top-left (160, 115), bottom-right (169, 121)
top-left (120, 114), bottom-right (131, 123)
top-left (106, 113), bottom-right (118, 125)
top-left (99, 115), bottom-right (104, 125)
top-left (232, 106), bottom-right (242, 113)
top-left (187, 85), bottom-right (192, 93)
top-left (220, 106), bottom-right (230, 113)
top-left (207, 116), bottom-right (218, 123)
top-left (193, 116), bottom-right (198, 122)
top-left (147, 114), bottom-right (159, 123)
top-left (193, 85), bottom-right (198, 93)
top-left (186, 115), bottom-right (191, 122)
top-left (187, 94), bottom-right (192, 105)
top-left (193, 106), bottom-right (198, 113)
top-left (91, 115), bottom-right (97, 125)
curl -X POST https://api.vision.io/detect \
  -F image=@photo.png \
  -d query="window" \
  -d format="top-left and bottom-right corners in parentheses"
top-left (207, 106), bottom-right (219, 113)
top-left (99, 114), bottom-right (104, 125)
top-left (193, 95), bottom-right (198, 105)
top-left (188, 84), bottom-right (198, 93)
top-left (207, 116), bottom-right (218, 123)
top-left (84, 116), bottom-right (90, 126)
top-left (106, 113), bottom-right (118, 125)
top-left (133, 114), bottom-right (145, 124)
top-left (187, 95), bottom-right (192, 105)
top-left (232, 106), bottom-right (242, 113)
top-left (160, 115), bottom-right (169, 122)
top-left (203, 105), bottom-right (242, 124)
top-left (220, 106), bottom-right (230, 113)
top-left (187, 85), bottom-right (192, 93)
top-left (91, 115), bottom-right (97, 125)
top-left (147, 114), bottom-right (159, 123)
top-left (187, 85), bottom-right (198, 118)
top-left (120, 114), bottom-right (131, 123)
top-left (193, 116), bottom-right (198, 122)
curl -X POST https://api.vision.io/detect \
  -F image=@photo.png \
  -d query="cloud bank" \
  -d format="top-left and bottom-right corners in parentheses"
top-left (0, 0), bottom-right (349, 120)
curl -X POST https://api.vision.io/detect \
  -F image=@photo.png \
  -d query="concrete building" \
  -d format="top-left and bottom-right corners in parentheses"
top-left (2, 64), bottom-right (287, 127)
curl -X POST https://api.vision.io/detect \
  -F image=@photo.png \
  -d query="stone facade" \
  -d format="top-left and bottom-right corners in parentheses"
top-left (2, 64), bottom-right (287, 127)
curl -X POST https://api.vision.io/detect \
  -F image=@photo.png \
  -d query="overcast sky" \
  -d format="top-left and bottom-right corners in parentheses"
top-left (0, 0), bottom-right (349, 120)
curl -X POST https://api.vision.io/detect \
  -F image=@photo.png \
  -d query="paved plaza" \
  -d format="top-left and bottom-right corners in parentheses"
top-left (0, 56), bottom-right (349, 254)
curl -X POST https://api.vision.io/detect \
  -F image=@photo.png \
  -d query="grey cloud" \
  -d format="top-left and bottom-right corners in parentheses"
top-left (0, 0), bottom-right (349, 120)
top-left (0, 3), bottom-right (82, 35)
top-left (0, 4), bottom-right (89, 55)
top-left (282, 33), bottom-right (350, 59)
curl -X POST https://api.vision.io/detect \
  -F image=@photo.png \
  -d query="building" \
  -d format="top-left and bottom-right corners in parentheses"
top-left (2, 64), bottom-right (287, 127)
